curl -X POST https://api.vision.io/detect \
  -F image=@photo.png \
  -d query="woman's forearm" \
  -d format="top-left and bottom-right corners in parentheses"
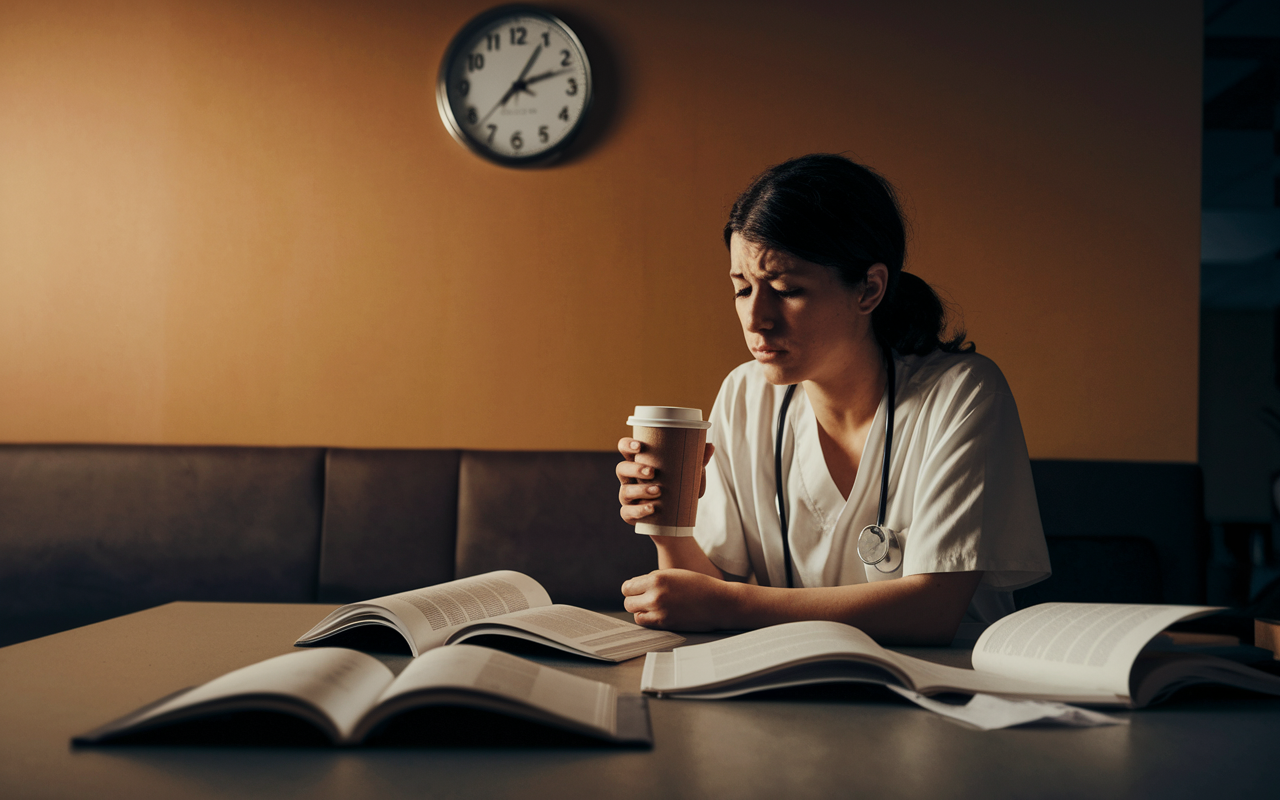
top-left (725, 571), bottom-right (984, 645)
top-left (651, 536), bottom-right (725, 578)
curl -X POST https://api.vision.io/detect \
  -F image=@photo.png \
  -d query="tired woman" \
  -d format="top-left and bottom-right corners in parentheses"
top-left (616, 154), bottom-right (1050, 645)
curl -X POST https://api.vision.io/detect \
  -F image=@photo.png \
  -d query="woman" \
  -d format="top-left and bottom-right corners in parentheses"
top-left (616, 154), bottom-right (1050, 645)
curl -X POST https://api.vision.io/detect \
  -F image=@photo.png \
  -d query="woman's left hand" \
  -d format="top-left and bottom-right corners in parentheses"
top-left (621, 569), bottom-right (739, 631)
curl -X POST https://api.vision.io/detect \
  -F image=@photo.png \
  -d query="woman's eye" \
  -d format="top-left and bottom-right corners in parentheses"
top-left (734, 286), bottom-right (751, 298)
top-left (775, 287), bottom-right (801, 298)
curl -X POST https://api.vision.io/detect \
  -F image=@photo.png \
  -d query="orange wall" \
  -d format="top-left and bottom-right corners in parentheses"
top-left (0, 0), bottom-right (1202, 460)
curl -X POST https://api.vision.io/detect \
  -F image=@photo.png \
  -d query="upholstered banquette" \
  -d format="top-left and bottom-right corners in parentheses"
top-left (0, 445), bottom-right (1206, 647)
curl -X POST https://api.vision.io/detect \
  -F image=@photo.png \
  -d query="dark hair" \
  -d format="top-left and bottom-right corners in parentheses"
top-left (724, 153), bottom-right (973, 356)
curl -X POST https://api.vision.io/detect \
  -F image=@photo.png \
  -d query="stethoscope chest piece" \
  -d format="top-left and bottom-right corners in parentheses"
top-left (857, 525), bottom-right (902, 573)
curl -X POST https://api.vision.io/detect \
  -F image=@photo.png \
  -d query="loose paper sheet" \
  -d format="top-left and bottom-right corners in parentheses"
top-left (887, 686), bottom-right (1129, 731)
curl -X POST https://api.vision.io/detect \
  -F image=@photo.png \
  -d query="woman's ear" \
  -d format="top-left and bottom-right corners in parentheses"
top-left (859, 264), bottom-right (889, 314)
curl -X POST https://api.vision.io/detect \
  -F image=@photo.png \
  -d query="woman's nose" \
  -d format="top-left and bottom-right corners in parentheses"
top-left (745, 291), bottom-right (775, 332)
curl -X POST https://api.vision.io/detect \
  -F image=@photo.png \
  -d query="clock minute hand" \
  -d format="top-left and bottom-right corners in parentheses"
top-left (478, 44), bottom-right (544, 126)
top-left (514, 44), bottom-right (543, 85)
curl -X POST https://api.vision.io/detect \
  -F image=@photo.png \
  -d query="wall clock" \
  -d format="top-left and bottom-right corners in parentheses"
top-left (436, 5), bottom-right (593, 167)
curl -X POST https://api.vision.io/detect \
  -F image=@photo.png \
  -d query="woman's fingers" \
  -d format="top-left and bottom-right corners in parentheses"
top-left (621, 573), bottom-right (653, 597)
top-left (617, 438), bottom-right (658, 524)
top-left (616, 460), bottom-right (654, 484)
top-left (622, 573), bottom-right (662, 623)
top-left (616, 439), bottom-right (655, 487)
top-left (618, 483), bottom-right (661, 502)
top-left (619, 501), bottom-right (656, 524)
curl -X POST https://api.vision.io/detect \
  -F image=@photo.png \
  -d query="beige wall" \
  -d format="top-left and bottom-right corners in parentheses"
top-left (0, 0), bottom-right (1202, 460)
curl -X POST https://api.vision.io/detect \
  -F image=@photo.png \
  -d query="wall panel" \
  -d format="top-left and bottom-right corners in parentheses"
top-left (0, 1), bottom-right (1202, 459)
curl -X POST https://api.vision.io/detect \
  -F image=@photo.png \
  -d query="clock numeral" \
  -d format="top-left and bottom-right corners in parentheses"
top-left (486, 33), bottom-right (500, 51)
top-left (538, 125), bottom-right (549, 143)
top-left (467, 53), bottom-right (485, 72)
top-left (466, 106), bottom-right (477, 125)
top-left (541, 32), bottom-right (550, 47)
top-left (511, 131), bottom-right (524, 150)
top-left (566, 78), bottom-right (578, 96)
top-left (459, 79), bottom-right (469, 98)
top-left (486, 124), bottom-right (497, 144)
top-left (510, 26), bottom-right (527, 45)
top-left (558, 106), bottom-right (569, 121)
top-left (560, 49), bottom-right (572, 67)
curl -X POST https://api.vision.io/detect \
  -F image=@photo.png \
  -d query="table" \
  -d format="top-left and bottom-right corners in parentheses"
top-left (2, 602), bottom-right (1278, 800)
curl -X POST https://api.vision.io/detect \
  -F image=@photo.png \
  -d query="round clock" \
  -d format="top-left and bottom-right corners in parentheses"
top-left (436, 5), bottom-right (593, 167)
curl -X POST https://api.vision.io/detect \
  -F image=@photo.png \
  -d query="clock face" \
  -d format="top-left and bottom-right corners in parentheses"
top-left (436, 6), bottom-right (592, 166)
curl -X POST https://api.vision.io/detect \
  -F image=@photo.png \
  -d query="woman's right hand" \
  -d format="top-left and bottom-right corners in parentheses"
top-left (616, 438), bottom-right (715, 526)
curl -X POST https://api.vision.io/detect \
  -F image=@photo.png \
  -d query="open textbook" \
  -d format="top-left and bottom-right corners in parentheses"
top-left (297, 570), bottom-right (683, 661)
top-left (641, 603), bottom-right (1280, 708)
top-left (75, 645), bottom-right (652, 747)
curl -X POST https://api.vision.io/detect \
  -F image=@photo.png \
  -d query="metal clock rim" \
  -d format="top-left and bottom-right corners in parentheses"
top-left (435, 4), bottom-right (594, 168)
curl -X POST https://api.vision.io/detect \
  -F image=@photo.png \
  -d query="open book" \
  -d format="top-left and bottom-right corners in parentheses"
top-left (75, 645), bottom-right (651, 747)
top-left (641, 603), bottom-right (1280, 708)
top-left (297, 570), bottom-right (683, 661)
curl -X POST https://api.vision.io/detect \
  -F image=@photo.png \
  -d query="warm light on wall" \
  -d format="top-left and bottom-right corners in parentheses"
top-left (0, 0), bottom-right (1202, 460)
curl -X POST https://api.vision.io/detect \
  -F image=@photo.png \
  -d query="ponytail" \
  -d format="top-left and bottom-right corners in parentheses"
top-left (875, 271), bottom-right (973, 356)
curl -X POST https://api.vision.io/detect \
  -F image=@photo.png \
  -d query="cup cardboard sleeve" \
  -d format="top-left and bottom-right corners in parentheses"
top-left (632, 425), bottom-right (707, 537)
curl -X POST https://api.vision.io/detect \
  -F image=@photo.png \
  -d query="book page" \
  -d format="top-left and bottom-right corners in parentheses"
top-left (639, 620), bottom-right (1124, 702)
top-left (300, 570), bottom-right (553, 656)
top-left (124, 649), bottom-right (393, 742)
top-left (971, 603), bottom-right (1219, 698)
top-left (641, 620), bottom-right (911, 692)
top-left (448, 605), bottom-right (685, 661)
top-left (372, 644), bottom-right (617, 736)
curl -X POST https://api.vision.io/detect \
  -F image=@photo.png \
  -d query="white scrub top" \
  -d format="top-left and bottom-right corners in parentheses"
top-left (693, 349), bottom-right (1051, 630)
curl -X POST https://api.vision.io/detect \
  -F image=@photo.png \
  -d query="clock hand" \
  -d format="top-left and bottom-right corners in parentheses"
top-left (478, 44), bottom-right (543, 126)
top-left (514, 44), bottom-right (543, 85)
top-left (523, 67), bottom-right (572, 86)
top-left (477, 87), bottom-right (516, 126)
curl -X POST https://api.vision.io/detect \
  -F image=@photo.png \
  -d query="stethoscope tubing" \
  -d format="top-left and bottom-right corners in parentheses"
top-left (775, 348), bottom-right (897, 588)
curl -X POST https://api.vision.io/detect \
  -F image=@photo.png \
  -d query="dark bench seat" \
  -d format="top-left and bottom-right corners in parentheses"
top-left (0, 445), bottom-right (1206, 648)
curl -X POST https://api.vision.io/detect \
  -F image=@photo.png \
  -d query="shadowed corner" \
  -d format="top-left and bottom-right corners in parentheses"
top-left (69, 707), bottom-right (640, 750)
top-left (363, 706), bottom-right (641, 749)
top-left (540, 7), bottom-right (625, 167)
top-left (73, 711), bottom-right (334, 748)
top-left (294, 624), bottom-right (414, 656)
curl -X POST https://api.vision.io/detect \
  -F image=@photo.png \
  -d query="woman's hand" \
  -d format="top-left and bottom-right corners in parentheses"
top-left (621, 569), bottom-right (739, 630)
top-left (615, 437), bottom-right (715, 525)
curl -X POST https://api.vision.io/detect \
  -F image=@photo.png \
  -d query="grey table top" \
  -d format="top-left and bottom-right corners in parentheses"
top-left (2, 601), bottom-right (1278, 800)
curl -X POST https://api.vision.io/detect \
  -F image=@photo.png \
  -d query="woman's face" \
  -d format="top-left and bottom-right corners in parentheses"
top-left (729, 233), bottom-right (883, 386)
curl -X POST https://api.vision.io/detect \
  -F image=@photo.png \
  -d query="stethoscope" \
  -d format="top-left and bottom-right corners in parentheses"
top-left (774, 348), bottom-right (902, 588)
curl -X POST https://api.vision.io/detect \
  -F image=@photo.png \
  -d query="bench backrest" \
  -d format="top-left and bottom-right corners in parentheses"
top-left (0, 445), bottom-right (1207, 647)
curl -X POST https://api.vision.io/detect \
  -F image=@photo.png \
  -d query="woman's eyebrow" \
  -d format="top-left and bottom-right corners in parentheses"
top-left (730, 266), bottom-right (788, 280)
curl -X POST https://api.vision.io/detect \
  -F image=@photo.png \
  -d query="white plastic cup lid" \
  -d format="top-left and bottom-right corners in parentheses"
top-left (626, 406), bottom-right (712, 430)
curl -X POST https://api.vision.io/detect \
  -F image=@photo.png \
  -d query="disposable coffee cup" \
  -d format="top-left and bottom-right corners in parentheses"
top-left (627, 406), bottom-right (712, 537)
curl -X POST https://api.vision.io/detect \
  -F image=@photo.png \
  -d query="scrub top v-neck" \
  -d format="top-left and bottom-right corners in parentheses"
top-left (786, 383), bottom-right (887, 589)
top-left (693, 349), bottom-right (1051, 627)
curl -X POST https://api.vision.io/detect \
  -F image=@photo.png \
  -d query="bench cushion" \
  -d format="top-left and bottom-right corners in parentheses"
top-left (1014, 536), bottom-right (1163, 607)
top-left (455, 451), bottom-right (656, 610)
top-left (317, 448), bottom-right (460, 602)
top-left (1026, 460), bottom-right (1206, 605)
top-left (0, 445), bottom-right (323, 646)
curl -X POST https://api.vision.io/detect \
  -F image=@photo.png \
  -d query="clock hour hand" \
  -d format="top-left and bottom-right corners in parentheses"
top-left (523, 67), bottom-right (572, 87)
top-left (478, 44), bottom-right (543, 126)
